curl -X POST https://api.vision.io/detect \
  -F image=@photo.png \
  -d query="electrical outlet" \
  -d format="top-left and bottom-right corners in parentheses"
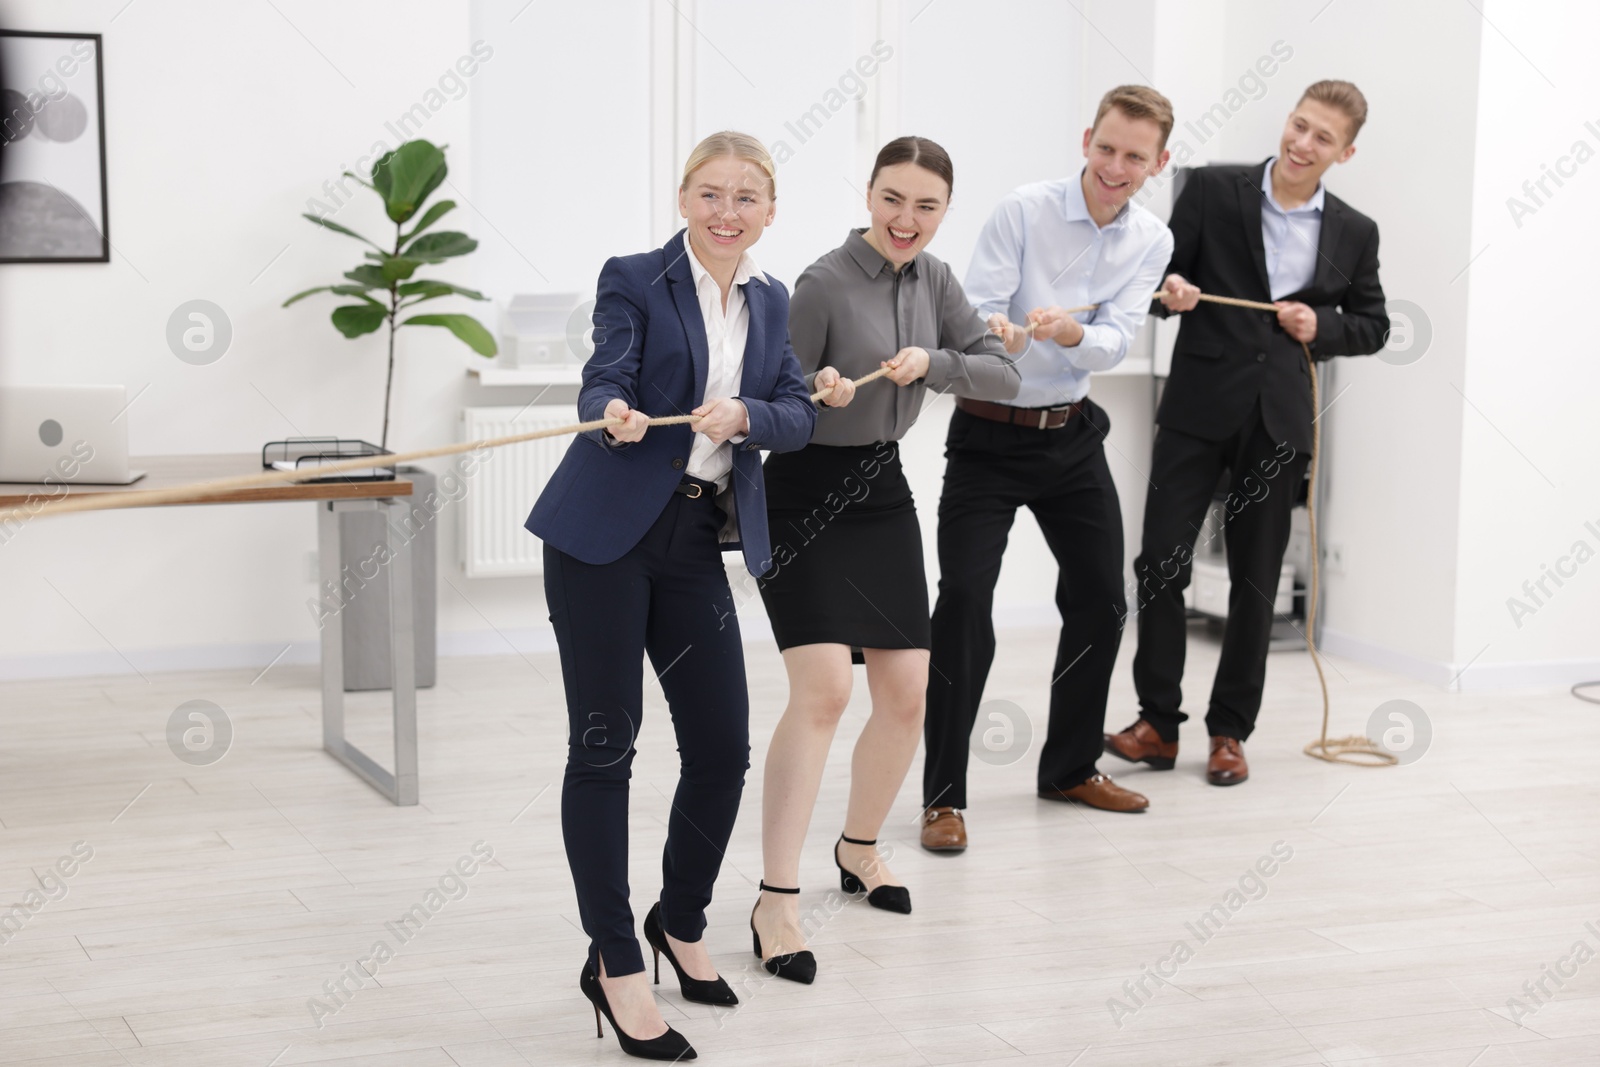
top-left (1322, 542), bottom-right (1346, 575)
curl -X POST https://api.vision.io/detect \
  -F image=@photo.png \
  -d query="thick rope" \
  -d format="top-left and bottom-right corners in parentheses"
top-left (0, 369), bottom-right (893, 521)
top-left (2, 292), bottom-right (1390, 767)
top-left (1298, 338), bottom-right (1395, 767)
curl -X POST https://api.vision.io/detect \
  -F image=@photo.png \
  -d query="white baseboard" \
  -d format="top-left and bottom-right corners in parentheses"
top-left (1316, 629), bottom-right (1458, 688)
top-left (7, 611), bottom-right (1588, 694)
top-left (1452, 658), bottom-right (1600, 692)
top-left (0, 602), bottom-right (1069, 683)
top-left (0, 640), bottom-right (322, 683)
top-left (438, 603), bottom-right (1063, 659)
top-left (1317, 628), bottom-right (1600, 692)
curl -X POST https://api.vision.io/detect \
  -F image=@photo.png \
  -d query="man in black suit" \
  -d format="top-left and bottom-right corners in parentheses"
top-left (1105, 80), bottom-right (1389, 786)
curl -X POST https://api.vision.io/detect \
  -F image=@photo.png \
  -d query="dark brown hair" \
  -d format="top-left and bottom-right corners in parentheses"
top-left (869, 136), bottom-right (954, 197)
top-left (1092, 85), bottom-right (1175, 150)
top-left (1298, 80), bottom-right (1368, 142)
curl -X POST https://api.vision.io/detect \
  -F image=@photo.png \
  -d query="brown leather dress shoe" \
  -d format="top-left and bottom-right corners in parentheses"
top-left (1207, 736), bottom-right (1249, 785)
top-left (920, 807), bottom-right (967, 852)
top-left (1103, 719), bottom-right (1178, 770)
top-left (1038, 773), bottom-right (1149, 812)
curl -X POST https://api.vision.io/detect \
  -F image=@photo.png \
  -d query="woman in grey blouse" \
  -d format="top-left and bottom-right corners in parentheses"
top-left (748, 137), bottom-right (1021, 983)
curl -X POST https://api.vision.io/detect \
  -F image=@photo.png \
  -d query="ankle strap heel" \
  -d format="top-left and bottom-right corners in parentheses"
top-left (750, 884), bottom-right (816, 984)
top-left (835, 834), bottom-right (912, 915)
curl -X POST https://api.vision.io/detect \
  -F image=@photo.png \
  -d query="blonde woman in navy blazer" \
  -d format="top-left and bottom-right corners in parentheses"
top-left (525, 131), bottom-right (814, 1061)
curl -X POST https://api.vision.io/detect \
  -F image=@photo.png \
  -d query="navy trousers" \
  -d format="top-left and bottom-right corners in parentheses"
top-left (545, 486), bottom-right (750, 977)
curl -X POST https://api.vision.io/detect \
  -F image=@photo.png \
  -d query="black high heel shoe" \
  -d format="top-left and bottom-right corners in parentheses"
top-left (643, 901), bottom-right (737, 1006)
top-left (835, 834), bottom-right (912, 914)
top-left (749, 882), bottom-right (817, 984)
top-left (579, 961), bottom-right (696, 1061)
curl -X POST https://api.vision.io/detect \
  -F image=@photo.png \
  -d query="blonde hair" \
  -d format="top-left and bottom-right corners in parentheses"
top-left (1298, 80), bottom-right (1368, 142)
top-left (680, 131), bottom-right (777, 199)
top-left (1092, 85), bottom-right (1176, 150)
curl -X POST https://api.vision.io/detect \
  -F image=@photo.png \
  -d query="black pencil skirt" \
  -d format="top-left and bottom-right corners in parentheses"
top-left (758, 441), bottom-right (930, 655)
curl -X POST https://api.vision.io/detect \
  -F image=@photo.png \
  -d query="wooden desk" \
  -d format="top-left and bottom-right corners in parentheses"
top-left (0, 453), bottom-right (412, 507)
top-left (0, 455), bottom-right (423, 806)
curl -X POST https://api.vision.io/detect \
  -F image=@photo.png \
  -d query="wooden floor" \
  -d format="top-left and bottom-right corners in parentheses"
top-left (0, 626), bottom-right (1595, 1066)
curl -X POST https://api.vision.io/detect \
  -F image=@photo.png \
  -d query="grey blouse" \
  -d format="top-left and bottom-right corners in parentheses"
top-left (789, 229), bottom-right (1021, 447)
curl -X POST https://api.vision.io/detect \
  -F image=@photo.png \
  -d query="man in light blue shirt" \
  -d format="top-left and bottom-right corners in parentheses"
top-left (1260, 157), bottom-right (1323, 299)
top-left (920, 86), bottom-right (1176, 854)
top-left (963, 148), bottom-right (1173, 405)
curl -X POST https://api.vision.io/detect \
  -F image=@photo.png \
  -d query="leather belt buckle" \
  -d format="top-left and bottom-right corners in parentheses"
top-left (675, 479), bottom-right (705, 499)
top-left (956, 396), bottom-right (1080, 430)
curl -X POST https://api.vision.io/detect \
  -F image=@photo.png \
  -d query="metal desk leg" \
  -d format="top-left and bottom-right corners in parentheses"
top-left (317, 498), bottom-right (419, 805)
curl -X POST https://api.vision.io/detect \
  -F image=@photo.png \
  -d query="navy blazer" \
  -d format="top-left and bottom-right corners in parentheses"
top-left (525, 232), bottom-right (817, 577)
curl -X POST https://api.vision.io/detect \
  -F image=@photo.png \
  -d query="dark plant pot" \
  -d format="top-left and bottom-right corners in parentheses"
top-left (340, 465), bottom-right (437, 691)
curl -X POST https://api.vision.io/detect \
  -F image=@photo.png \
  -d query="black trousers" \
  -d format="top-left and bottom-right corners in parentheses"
top-left (922, 401), bottom-right (1126, 809)
top-left (545, 486), bottom-right (749, 977)
top-left (1131, 405), bottom-right (1310, 742)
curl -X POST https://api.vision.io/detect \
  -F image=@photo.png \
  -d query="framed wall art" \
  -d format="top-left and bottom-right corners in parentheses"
top-left (0, 30), bottom-right (109, 263)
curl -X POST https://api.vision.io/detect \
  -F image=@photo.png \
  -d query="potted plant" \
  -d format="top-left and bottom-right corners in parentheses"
top-left (284, 138), bottom-right (496, 450)
top-left (284, 138), bottom-right (495, 692)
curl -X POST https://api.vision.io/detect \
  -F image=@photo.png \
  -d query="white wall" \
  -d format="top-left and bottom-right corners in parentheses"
top-left (0, 0), bottom-right (486, 676)
top-left (1, 0), bottom-right (1123, 680)
top-left (1453, 0), bottom-right (1600, 685)
top-left (4, 0), bottom-right (1592, 690)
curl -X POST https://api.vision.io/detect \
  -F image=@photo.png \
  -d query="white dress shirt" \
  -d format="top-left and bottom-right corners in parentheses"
top-left (1260, 157), bottom-right (1324, 300)
top-left (963, 172), bottom-right (1173, 408)
top-left (683, 233), bottom-right (763, 491)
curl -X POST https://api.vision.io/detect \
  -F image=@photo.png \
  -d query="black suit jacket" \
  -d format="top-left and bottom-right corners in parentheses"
top-left (1153, 160), bottom-right (1387, 453)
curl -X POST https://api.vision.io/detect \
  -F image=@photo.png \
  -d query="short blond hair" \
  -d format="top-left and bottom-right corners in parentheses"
top-left (1298, 80), bottom-right (1368, 142)
top-left (1092, 85), bottom-right (1175, 150)
top-left (680, 131), bottom-right (777, 198)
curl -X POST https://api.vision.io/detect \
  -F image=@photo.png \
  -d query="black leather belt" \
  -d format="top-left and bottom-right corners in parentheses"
top-left (674, 476), bottom-right (717, 499)
top-left (956, 396), bottom-right (1087, 430)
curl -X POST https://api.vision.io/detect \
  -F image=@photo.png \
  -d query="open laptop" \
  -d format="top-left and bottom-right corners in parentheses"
top-left (0, 385), bottom-right (147, 485)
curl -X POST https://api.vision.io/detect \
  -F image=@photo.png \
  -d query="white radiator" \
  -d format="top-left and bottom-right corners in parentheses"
top-left (461, 405), bottom-right (578, 577)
